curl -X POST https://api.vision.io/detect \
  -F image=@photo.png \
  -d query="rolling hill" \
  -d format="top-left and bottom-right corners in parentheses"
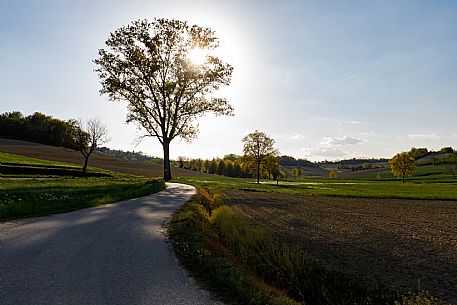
top-left (0, 138), bottom-right (205, 178)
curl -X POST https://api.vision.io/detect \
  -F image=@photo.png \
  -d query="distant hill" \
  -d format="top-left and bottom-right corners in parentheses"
top-left (97, 146), bottom-right (163, 163)
top-left (0, 138), bottom-right (204, 178)
top-left (281, 165), bottom-right (329, 177)
top-left (415, 151), bottom-right (452, 163)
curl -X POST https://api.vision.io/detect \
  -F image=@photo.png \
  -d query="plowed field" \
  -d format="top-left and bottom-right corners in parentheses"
top-left (226, 190), bottom-right (457, 303)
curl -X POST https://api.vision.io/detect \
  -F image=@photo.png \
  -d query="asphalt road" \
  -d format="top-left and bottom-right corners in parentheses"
top-left (0, 183), bottom-right (222, 305)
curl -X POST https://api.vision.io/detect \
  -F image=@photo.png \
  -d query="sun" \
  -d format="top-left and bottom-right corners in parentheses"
top-left (187, 48), bottom-right (207, 65)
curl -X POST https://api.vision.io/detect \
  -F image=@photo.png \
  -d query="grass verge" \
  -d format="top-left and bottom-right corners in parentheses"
top-left (169, 188), bottom-right (448, 305)
top-left (0, 177), bottom-right (165, 221)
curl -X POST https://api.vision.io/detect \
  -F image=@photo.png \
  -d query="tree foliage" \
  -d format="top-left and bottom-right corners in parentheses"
top-left (242, 130), bottom-right (278, 184)
top-left (329, 170), bottom-right (338, 179)
top-left (94, 18), bottom-right (233, 180)
top-left (0, 111), bottom-right (80, 149)
top-left (409, 147), bottom-right (428, 159)
top-left (389, 152), bottom-right (416, 182)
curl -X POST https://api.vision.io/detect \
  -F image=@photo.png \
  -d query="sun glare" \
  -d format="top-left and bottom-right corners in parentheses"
top-left (188, 48), bottom-right (207, 65)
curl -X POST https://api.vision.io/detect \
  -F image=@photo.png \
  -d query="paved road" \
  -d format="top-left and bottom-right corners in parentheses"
top-left (0, 183), bottom-right (221, 305)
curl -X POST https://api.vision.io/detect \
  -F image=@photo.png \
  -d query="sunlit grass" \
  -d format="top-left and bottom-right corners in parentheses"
top-left (0, 177), bottom-right (165, 221)
top-left (173, 175), bottom-right (457, 200)
top-left (0, 151), bottom-right (79, 167)
top-left (0, 152), bottom-right (165, 221)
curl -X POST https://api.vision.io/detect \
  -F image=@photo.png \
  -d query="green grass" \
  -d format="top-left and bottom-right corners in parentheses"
top-left (0, 152), bottom-right (80, 167)
top-left (344, 165), bottom-right (454, 182)
top-left (0, 177), bottom-right (165, 221)
top-left (173, 175), bottom-right (457, 200)
top-left (0, 152), bottom-right (124, 178)
top-left (0, 152), bottom-right (165, 221)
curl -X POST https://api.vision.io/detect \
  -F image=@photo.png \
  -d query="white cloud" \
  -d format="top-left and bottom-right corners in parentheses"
top-left (407, 133), bottom-right (441, 140)
top-left (320, 136), bottom-right (363, 146)
top-left (302, 147), bottom-right (347, 158)
top-left (345, 120), bottom-right (365, 125)
top-left (291, 134), bottom-right (304, 140)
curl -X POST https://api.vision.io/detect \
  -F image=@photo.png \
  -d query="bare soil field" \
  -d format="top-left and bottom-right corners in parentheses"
top-left (0, 138), bottom-right (203, 178)
top-left (226, 190), bottom-right (457, 303)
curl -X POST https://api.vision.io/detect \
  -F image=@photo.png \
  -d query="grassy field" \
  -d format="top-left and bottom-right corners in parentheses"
top-left (0, 152), bottom-right (165, 221)
top-left (174, 174), bottom-right (457, 200)
top-left (340, 164), bottom-right (454, 181)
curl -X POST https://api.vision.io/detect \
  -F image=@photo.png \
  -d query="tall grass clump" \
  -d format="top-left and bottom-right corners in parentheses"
top-left (169, 190), bottom-right (302, 305)
top-left (210, 205), bottom-right (403, 305)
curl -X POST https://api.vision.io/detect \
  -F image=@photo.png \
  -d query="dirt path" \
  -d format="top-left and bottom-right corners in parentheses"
top-left (226, 190), bottom-right (457, 303)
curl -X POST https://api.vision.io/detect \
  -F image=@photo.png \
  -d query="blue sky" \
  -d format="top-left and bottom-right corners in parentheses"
top-left (1, 0), bottom-right (456, 160)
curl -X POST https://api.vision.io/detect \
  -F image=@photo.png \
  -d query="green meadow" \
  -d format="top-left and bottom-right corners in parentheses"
top-left (174, 173), bottom-right (457, 200)
top-left (0, 152), bottom-right (164, 221)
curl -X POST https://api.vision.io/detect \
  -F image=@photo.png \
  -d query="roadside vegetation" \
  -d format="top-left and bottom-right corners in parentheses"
top-left (170, 187), bottom-right (447, 305)
top-left (0, 152), bottom-right (164, 221)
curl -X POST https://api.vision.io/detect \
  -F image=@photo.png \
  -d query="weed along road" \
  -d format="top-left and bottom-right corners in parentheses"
top-left (0, 183), bottom-right (221, 305)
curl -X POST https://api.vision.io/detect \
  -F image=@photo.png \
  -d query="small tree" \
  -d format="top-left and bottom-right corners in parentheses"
top-left (388, 152), bottom-right (416, 182)
top-left (292, 167), bottom-right (302, 179)
top-left (242, 130), bottom-right (278, 184)
top-left (209, 158), bottom-right (218, 174)
top-left (94, 18), bottom-right (233, 181)
top-left (271, 166), bottom-right (284, 185)
top-left (362, 162), bottom-right (372, 170)
top-left (329, 170), bottom-right (337, 179)
top-left (263, 154), bottom-right (279, 179)
top-left (217, 159), bottom-right (226, 175)
top-left (233, 161), bottom-right (242, 178)
top-left (449, 154), bottom-right (457, 179)
top-left (225, 160), bottom-right (235, 177)
top-left (75, 118), bottom-right (109, 175)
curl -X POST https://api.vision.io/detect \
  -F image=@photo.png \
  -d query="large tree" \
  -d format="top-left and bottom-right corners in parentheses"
top-left (94, 18), bottom-right (233, 181)
top-left (388, 152), bottom-right (416, 182)
top-left (242, 130), bottom-right (278, 184)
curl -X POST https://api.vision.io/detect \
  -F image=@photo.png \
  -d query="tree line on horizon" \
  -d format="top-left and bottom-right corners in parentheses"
top-left (0, 111), bottom-right (80, 149)
top-left (178, 154), bottom-right (322, 180)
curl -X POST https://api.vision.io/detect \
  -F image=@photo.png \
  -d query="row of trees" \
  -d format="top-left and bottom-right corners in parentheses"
top-left (97, 147), bottom-right (156, 162)
top-left (178, 131), bottom-right (281, 182)
top-left (180, 154), bottom-right (282, 179)
top-left (0, 111), bottom-right (80, 149)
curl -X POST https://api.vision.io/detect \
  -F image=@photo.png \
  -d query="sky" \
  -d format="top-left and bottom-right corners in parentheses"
top-left (1, 0), bottom-right (456, 161)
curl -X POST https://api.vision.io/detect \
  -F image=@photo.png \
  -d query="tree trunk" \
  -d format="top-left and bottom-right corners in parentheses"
top-left (163, 141), bottom-right (172, 181)
top-left (256, 161), bottom-right (260, 184)
top-left (82, 156), bottom-right (89, 176)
